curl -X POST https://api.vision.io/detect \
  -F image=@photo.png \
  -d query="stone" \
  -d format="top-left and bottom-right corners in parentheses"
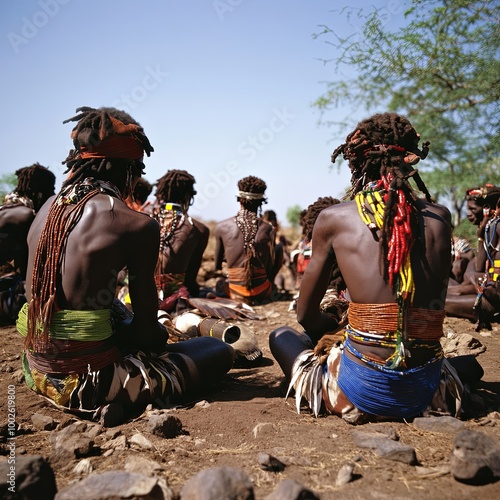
top-left (353, 429), bottom-right (416, 464)
top-left (413, 416), bottom-right (465, 433)
top-left (31, 413), bottom-right (57, 431)
top-left (129, 432), bottom-right (154, 450)
top-left (335, 462), bottom-right (355, 486)
top-left (264, 478), bottom-right (320, 500)
top-left (257, 452), bottom-right (286, 472)
top-left (441, 334), bottom-right (486, 358)
top-left (180, 466), bottom-right (254, 499)
top-left (51, 423), bottom-right (95, 460)
top-left (72, 458), bottom-right (93, 475)
top-left (450, 429), bottom-right (500, 484)
top-left (100, 434), bottom-right (127, 451)
top-left (55, 470), bottom-right (171, 499)
top-left (124, 455), bottom-right (164, 475)
top-left (148, 414), bottom-right (183, 439)
top-left (0, 455), bottom-right (57, 500)
top-left (374, 439), bottom-right (417, 465)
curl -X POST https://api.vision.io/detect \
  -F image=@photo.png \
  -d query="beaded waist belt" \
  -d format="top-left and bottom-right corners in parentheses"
top-left (348, 302), bottom-right (445, 342)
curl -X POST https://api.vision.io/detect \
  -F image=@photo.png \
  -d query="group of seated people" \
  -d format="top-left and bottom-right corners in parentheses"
top-left (0, 106), bottom-right (496, 424)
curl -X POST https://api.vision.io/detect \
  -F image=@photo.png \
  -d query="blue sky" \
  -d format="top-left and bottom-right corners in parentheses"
top-left (1, 0), bottom-right (408, 224)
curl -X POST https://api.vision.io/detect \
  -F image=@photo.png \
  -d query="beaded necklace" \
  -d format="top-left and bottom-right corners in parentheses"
top-left (235, 208), bottom-right (259, 288)
top-left (0, 193), bottom-right (35, 213)
top-left (235, 208), bottom-right (258, 258)
top-left (483, 215), bottom-right (500, 268)
top-left (57, 178), bottom-right (123, 206)
top-left (153, 202), bottom-right (186, 255)
top-left (354, 177), bottom-right (416, 369)
top-left (28, 178), bottom-right (123, 351)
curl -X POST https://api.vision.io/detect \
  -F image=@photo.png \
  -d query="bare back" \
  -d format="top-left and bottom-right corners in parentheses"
top-left (0, 204), bottom-right (36, 276)
top-left (156, 217), bottom-right (209, 295)
top-left (214, 217), bottom-right (275, 274)
top-left (26, 193), bottom-right (163, 342)
top-left (297, 198), bottom-right (451, 332)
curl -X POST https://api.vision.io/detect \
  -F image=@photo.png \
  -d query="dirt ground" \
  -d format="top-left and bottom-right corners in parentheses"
top-left (1, 251), bottom-right (500, 498)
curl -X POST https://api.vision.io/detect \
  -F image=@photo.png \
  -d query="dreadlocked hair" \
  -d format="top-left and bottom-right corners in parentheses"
top-left (26, 106), bottom-right (153, 351)
top-left (237, 176), bottom-right (267, 212)
top-left (133, 178), bottom-right (153, 205)
top-left (333, 113), bottom-right (432, 295)
top-left (303, 197), bottom-right (340, 241)
top-left (234, 176), bottom-right (267, 288)
top-left (155, 169), bottom-right (196, 209)
top-left (14, 163), bottom-right (55, 211)
top-left (303, 196), bottom-right (345, 292)
top-left (61, 106), bottom-right (153, 196)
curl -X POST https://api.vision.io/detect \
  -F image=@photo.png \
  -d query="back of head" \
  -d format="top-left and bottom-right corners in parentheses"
top-left (331, 112), bottom-right (431, 201)
top-left (262, 209), bottom-right (278, 228)
top-left (155, 169), bottom-right (196, 210)
top-left (303, 196), bottom-right (340, 241)
top-left (14, 162), bottom-right (56, 211)
top-left (237, 175), bottom-right (267, 212)
top-left (132, 178), bottom-right (153, 205)
top-left (61, 106), bottom-right (154, 195)
top-left (331, 112), bottom-right (436, 294)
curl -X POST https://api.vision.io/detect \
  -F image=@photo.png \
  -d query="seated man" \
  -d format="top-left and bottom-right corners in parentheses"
top-left (262, 209), bottom-right (291, 295)
top-left (288, 197), bottom-right (344, 312)
top-left (270, 112), bottom-right (470, 423)
top-left (450, 234), bottom-right (475, 285)
top-left (473, 194), bottom-right (500, 329)
top-left (17, 106), bottom-right (234, 418)
top-left (446, 184), bottom-right (500, 329)
top-left (214, 176), bottom-right (280, 305)
top-left (148, 169), bottom-right (209, 311)
top-left (0, 163), bottom-right (55, 322)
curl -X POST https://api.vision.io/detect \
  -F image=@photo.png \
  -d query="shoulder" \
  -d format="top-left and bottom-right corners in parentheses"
top-left (91, 195), bottom-right (160, 234)
top-left (315, 200), bottom-right (354, 224)
top-left (215, 217), bottom-right (234, 234)
top-left (191, 217), bottom-right (209, 234)
top-left (415, 199), bottom-right (451, 223)
top-left (0, 204), bottom-right (35, 227)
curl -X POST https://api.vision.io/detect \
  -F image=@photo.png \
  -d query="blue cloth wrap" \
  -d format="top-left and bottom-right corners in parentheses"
top-left (337, 349), bottom-right (443, 418)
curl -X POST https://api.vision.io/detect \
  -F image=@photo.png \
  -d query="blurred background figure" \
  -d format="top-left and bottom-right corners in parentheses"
top-left (0, 163), bottom-right (55, 323)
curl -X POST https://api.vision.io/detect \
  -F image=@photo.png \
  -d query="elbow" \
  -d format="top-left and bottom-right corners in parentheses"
top-left (296, 306), bottom-right (316, 332)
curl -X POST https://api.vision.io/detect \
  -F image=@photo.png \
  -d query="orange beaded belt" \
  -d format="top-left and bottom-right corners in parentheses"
top-left (348, 302), bottom-right (445, 342)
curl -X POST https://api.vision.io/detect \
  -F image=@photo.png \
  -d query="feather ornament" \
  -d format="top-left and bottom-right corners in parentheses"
top-left (186, 297), bottom-right (263, 320)
top-left (285, 350), bottom-right (325, 417)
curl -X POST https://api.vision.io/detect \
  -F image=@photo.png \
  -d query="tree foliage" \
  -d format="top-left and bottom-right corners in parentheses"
top-left (0, 173), bottom-right (17, 204)
top-left (286, 204), bottom-right (303, 229)
top-left (314, 0), bottom-right (499, 224)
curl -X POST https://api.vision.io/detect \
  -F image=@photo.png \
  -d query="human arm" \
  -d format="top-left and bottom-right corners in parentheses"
top-left (119, 217), bottom-right (168, 351)
top-left (214, 223), bottom-right (225, 271)
top-left (296, 212), bottom-right (339, 342)
top-left (184, 222), bottom-right (209, 297)
top-left (0, 206), bottom-right (35, 277)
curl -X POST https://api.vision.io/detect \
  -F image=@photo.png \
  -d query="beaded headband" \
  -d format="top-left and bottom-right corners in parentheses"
top-left (237, 190), bottom-right (267, 201)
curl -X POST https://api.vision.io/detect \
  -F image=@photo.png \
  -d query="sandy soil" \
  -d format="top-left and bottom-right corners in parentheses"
top-left (1, 296), bottom-right (500, 499)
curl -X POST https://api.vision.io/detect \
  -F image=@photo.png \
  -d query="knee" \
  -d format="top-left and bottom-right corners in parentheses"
top-left (269, 326), bottom-right (294, 347)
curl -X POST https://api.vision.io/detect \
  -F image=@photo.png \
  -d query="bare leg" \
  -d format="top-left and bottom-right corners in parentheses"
top-left (269, 326), bottom-right (313, 381)
top-left (445, 294), bottom-right (476, 321)
top-left (165, 337), bottom-right (234, 393)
